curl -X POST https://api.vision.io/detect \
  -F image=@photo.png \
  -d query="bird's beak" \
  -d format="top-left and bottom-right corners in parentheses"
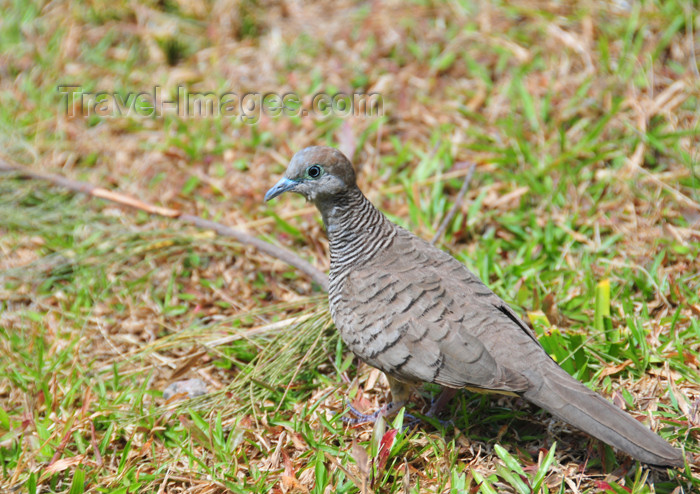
top-left (265, 177), bottom-right (298, 201)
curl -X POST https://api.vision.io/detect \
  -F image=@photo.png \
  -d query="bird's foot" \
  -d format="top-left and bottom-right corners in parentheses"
top-left (416, 413), bottom-right (454, 431)
top-left (342, 402), bottom-right (384, 424)
top-left (340, 400), bottom-right (452, 432)
top-left (341, 400), bottom-right (408, 425)
top-left (402, 414), bottom-right (423, 430)
top-left (400, 389), bottom-right (457, 430)
top-left (399, 402), bottom-right (455, 430)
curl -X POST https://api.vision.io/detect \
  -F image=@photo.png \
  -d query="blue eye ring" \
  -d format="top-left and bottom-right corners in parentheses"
top-left (308, 164), bottom-right (322, 178)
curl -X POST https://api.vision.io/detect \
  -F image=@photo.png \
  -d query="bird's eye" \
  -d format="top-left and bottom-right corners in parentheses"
top-left (307, 165), bottom-right (322, 178)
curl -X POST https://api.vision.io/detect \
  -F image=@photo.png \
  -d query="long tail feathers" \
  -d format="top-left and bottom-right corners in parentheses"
top-left (524, 362), bottom-right (684, 467)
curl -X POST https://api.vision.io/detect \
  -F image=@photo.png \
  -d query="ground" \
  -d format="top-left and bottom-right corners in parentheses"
top-left (0, 0), bottom-right (699, 493)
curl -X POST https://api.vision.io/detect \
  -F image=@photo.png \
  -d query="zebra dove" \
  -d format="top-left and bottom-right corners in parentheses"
top-left (265, 146), bottom-right (684, 467)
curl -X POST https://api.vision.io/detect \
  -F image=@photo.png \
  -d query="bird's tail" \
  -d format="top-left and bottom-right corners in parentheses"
top-left (523, 360), bottom-right (684, 467)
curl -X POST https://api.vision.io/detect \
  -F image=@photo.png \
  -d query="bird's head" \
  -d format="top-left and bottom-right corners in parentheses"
top-left (264, 146), bottom-right (356, 204)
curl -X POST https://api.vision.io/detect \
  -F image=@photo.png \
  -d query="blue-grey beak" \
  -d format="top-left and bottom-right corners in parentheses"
top-left (265, 177), bottom-right (298, 201)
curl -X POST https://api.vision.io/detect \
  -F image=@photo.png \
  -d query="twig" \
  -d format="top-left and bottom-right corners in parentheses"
top-left (178, 213), bottom-right (328, 289)
top-left (430, 162), bottom-right (476, 245)
top-left (0, 159), bottom-right (330, 290)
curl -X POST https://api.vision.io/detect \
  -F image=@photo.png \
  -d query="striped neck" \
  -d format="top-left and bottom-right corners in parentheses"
top-left (317, 186), bottom-right (395, 284)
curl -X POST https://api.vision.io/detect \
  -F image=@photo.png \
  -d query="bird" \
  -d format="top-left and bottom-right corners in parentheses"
top-left (265, 146), bottom-right (684, 467)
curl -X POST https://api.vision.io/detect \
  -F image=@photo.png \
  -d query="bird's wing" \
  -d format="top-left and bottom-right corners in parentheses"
top-left (334, 228), bottom-right (531, 393)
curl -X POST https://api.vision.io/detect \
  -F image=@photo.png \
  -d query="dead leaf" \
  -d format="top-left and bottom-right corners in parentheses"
top-left (43, 455), bottom-right (85, 476)
top-left (139, 435), bottom-right (153, 457)
top-left (599, 360), bottom-right (633, 378)
top-left (689, 304), bottom-right (700, 317)
top-left (289, 432), bottom-right (306, 451)
top-left (281, 475), bottom-right (309, 494)
top-left (542, 293), bottom-right (565, 326)
top-left (364, 368), bottom-right (382, 392)
top-left (351, 440), bottom-right (370, 478)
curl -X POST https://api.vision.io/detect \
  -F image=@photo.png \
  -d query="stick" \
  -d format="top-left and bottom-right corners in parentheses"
top-left (0, 159), bottom-right (330, 290)
top-left (430, 162), bottom-right (476, 245)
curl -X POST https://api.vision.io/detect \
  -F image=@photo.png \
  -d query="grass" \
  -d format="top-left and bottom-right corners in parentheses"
top-left (1, 0), bottom-right (699, 492)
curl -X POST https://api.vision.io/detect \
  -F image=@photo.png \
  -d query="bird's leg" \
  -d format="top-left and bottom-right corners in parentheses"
top-left (387, 375), bottom-right (413, 407)
top-left (427, 387), bottom-right (458, 417)
top-left (401, 387), bottom-right (459, 430)
top-left (343, 375), bottom-right (412, 424)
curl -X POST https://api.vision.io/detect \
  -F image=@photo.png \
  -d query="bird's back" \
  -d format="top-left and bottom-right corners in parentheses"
top-left (330, 221), bottom-right (537, 393)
